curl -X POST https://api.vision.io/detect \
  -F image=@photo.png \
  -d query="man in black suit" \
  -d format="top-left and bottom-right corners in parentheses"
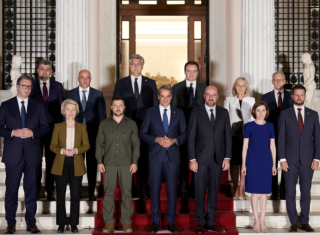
top-left (0, 75), bottom-right (49, 234)
top-left (113, 54), bottom-right (158, 200)
top-left (278, 85), bottom-right (320, 232)
top-left (30, 59), bottom-right (64, 201)
top-left (261, 71), bottom-right (293, 200)
top-left (172, 61), bottom-right (207, 199)
top-left (188, 86), bottom-right (232, 234)
top-left (65, 69), bottom-right (106, 201)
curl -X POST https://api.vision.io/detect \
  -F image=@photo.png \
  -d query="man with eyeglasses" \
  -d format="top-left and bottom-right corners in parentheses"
top-left (30, 59), bottom-right (64, 201)
top-left (0, 75), bottom-right (49, 234)
top-left (261, 71), bottom-right (293, 200)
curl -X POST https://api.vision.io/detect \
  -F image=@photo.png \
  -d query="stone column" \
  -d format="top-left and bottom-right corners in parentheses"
top-left (241, 0), bottom-right (275, 97)
top-left (56, 0), bottom-right (89, 90)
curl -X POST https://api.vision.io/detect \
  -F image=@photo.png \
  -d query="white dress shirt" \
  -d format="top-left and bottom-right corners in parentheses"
top-left (274, 89), bottom-right (284, 105)
top-left (39, 79), bottom-right (50, 96)
top-left (60, 126), bottom-right (78, 155)
top-left (159, 105), bottom-right (171, 125)
top-left (17, 97), bottom-right (28, 115)
top-left (186, 79), bottom-right (196, 96)
top-left (79, 86), bottom-right (90, 101)
top-left (131, 74), bottom-right (142, 94)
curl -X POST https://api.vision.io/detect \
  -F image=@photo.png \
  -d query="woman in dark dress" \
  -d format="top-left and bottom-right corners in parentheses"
top-left (241, 101), bottom-right (277, 233)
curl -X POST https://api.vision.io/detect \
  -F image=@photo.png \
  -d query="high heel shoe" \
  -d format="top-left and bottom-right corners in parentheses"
top-left (238, 194), bottom-right (248, 200)
top-left (57, 225), bottom-right (65, 233)
top-left (71, 225), bottom-right (78, 233)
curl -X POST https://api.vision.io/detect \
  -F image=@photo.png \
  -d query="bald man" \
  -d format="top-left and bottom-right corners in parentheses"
top-left (65, 70), bottom-right (106, 201)
top-left (188, 86), bottom-right (232, 234)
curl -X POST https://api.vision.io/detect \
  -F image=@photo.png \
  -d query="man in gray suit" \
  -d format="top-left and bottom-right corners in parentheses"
top-left (278, 84), bottom-right (320, 232)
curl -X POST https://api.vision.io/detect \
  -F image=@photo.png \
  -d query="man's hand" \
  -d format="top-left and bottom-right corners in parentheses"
top-left (163, 136), bottom-right (175, 148)
top-left (311, 160), bottom-right (320, 170)
top-left (280, 161), bottom-right (289, 172)
top-left (130, 164), bottom-right (138, 174)
top-left (97, 164), bottom-right (105, 173)
top-left (190, 160), bottom-right (198, 173)
top-left (20, 128), bottom-right (33, 139)
top-left (12, 129), bottom-right (23, 138)
top-left (222, 159), bottom-right (230, 171)
top-left (156, 137), bottom-right (166, 148)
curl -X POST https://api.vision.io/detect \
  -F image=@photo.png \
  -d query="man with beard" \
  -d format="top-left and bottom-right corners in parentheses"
top-left (188, 86), bottom-right (232, 234)
top-left (30, 59), bottom-right (64, 201)
top-left (278, 84), bottom-right (320, 232)
top-left (96, 96), bottom-right (140, 233)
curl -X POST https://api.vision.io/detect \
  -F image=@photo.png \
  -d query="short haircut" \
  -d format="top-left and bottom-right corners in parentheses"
top-left (292, 84), bottom-right (306, 94)
top-left (158, 84), bottom-right (172, 95)
top-left (272, 71), bottom-right (285, 80)
top-left (17, 75), bottom-right (32, 85)
top-left (232, 77), bottom-right (250, 97)
top-left (61, 99), bottom-right (79, 116)
top-left (129, 54), bottom-right (145, 65)
top-left (38, 59), bottom-right (52, 69)
top-left (184, 61), bottom-right (199, 72)
top-left (111, 96), bottom-right (125, 105)
top-left (251, 101), bottom-right (269, 119)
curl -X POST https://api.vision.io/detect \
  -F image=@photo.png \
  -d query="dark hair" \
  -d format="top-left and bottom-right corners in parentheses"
top-left (158, 84), bottom-right (172, 95)
top-left (111, 96), bottom-right (125, 105)
top-left (184, 61), bottom-right (199, 72)
top-left (17, 75), bottom-right (33, 85)
top-left (251, 101), bottom-right (269, 119)
top-left (292, 84), bottom-right (306, 94)
top-left (38, 59), bottom-right (52, 69)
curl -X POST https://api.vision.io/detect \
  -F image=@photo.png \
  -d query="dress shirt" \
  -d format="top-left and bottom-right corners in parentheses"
top-left (130, 74), bottom-right (142, 94)
top-left (17, 96), bottom-right (28, 115)
top-left (60, 126), bottom-right (78, 155)
top-left (186, 79), bottom-right (196, 96)
top-left (40, 79), bottom-right (50, 96)
top-left (79, 86), bottom-right (90, 101)
top-left (159, 105), bottom-right (171, 125)
top-left (274, 89), bottom-right (284, 105)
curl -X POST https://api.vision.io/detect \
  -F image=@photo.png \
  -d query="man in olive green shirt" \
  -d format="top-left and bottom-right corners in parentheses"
top-left (96, 96), bottom-right (140, 233)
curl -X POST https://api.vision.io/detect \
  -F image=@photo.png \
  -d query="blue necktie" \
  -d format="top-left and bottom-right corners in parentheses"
top-left (82, 90), bottom-right (87, 124)
top-left (189, 83), bottom-right (194, 105)
top-left (163, 109), bottom-right (168, 134)
top-left (21, 101), bottom-right (26, 128)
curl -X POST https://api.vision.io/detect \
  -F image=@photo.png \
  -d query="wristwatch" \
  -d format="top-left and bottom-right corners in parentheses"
top-left (174, 138), bottom-right (178, 145)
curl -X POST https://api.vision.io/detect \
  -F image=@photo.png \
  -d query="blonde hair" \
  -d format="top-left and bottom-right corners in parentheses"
top-left (232, 77), bottom-right (249, 97)
top-left (61, 99), bottom-right (79, 116)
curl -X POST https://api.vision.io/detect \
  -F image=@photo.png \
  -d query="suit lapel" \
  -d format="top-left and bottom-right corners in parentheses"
top-left (25, 99), bottom-right (35, 127)
top-left (201, 105), bottom-right (214, 128)
top-left (47, 79), bottom-right (55, 103)
top-left (269, 91), bottom-right (277, 108)
top-left (289, 107), bottom-right (301, 134)
top-left (74, 122), bottom-right (81, 147)
top-left (215, 106), bottom-right (223, 129)
top-left (139, 77), bottom-right (148, 101)
top-left (124, 76), bottom-right (134, 97)
top-left (61, 122), bottom-right (67, 148)
top-left (12, 98), bottom-right (23, 128)
top-left (283, 90), bottom-right (291, 109)
top-left (155, 107), bottom-right (166, 134)
top-left (301, 108), bottom-right (310, 135)
top-left (86, 87), bottom-right (94, 110)
top-left (74, 87), bottom-right (83, 113)
top-left (168, 107), bottom-right (176, 133)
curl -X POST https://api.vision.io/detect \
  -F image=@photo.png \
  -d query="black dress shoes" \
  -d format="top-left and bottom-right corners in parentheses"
top-left (47, 195), bottom-right (57, 201)
top-left (289, 224), bottom-right (297, 232)
top-left (26, 224), bottom-right (41, 234)
top-left (88, 195), bottom-right (97, 201)
top-left (196, 226), bottom-right (205, 234)
top-left (150, 223), bottom-right (159, 233)
top-left (167, 224), bottom-right (178, 233)
top-left (71, 225), bottom-right (79, 233)
top-left (57, 225), bottom-right (65, 233)
top-left (140, 192), bottom-right (149, 201)
top-left (301, 224), bottom-right (315, 232)
top-left (5, 225), bottom-right (15, 234)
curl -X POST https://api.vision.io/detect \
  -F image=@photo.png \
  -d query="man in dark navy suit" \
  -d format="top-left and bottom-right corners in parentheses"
top-left (0, 75), bottom-right (49, 234)
top-left (66, 69), bottom-right (106, 201)
top-left (30, 59), bottom-right (64, 201)
top-left (113, 54), bottom-right (158, 200)
top-left (261, 71), bottom-right (293, 200)
top-left (139, 85), bottom-right (186, 233)
top-left (278, 84), bottom-right (320, 232)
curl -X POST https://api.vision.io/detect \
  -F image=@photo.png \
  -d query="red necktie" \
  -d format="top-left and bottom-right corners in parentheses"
top-left (278, 92), bottom-right (282, 110)
top-left (298, 108), bottom-right (304, 132)
top-left (43, 82), bottom-right (48, 104)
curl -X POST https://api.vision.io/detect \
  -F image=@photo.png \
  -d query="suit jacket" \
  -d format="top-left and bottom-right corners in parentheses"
top-left (188, 105), bottom-right (232, 166)
top-left (172, 80), bottom-right (207, 123)
top-left (113, 76), bottom-right (158, 128)
top-left (50, 122), bottom-right (90, 176)
top-left (224, 96), bottom-right (255, 135)
top-left (278, 106), bottom-right (320, 166)
top-left (65, 87), bottom-right (106, 142)
top-left (0, 97), bottom-right (49, 165)
top-left (261, 90), bottom-right (293, 136)
top-left (139, 106), bottom-right (187, 164)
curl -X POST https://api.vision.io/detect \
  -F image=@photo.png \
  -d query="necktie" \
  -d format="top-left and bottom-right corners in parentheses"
top-left (82, 90), bottom-right (87, 124)
top-left (210, 109), bottom-right (215, 128)
top-left (163, 109), bottom-right (169, 134)
top-left (189, 83), bottom-right (194, 105)
top-left (21, 101), bottom-right (26, 128)
top-left (43, 82), bottom-right (48, 104)
top-left (134, 78), bottom-right (139, 101)
top-left (297, 108), bottom-right (304, 132)
top-left (278, 91), bottom-right (282, 110)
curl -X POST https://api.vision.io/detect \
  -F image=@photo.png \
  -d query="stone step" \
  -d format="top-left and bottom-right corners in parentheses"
top-left (0, 229), bottom-right (94, 235)
top-left (0, 213), bottom-right (95, 230)
top-left (0, 197), bottom-right (98, 214)
top-left (237, 228), bottom-right (320, 234)
top-left (235, 211), bottom-right (320, 228)
top-left (233, 196), bottom-right (320, 213)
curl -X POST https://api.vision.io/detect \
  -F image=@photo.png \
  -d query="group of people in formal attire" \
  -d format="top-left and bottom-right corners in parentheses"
top-left (0, 54), bottom-right (319, 234)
